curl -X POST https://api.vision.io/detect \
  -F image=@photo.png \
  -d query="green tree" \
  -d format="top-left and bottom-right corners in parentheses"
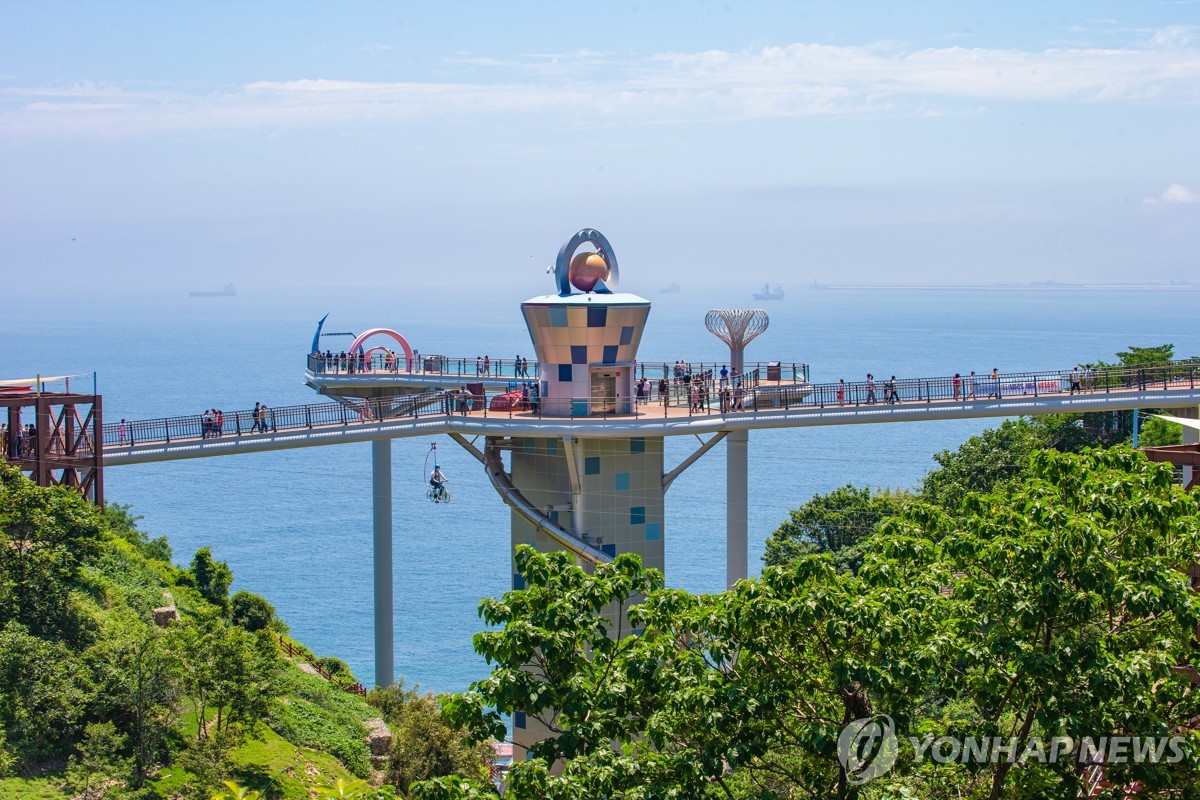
top-left (66, 720), bottom-right (128, 799)
top-left (920, 418), bottom-right (1047, 514)
top-left (171, 610), bottom-right (278, 744)
top-left (1138, 415), bottom-right (1183, 447)
top-left (372, 686), bottom-right (493, 794)
top-left (88, 621), bottom-right (181, 787)
top-left (762, 483), bottom-right (907, 572)
top-left (891, 447), bottom-right (1200, 798)
top-left (230, 590), bottom-right (276, 633)
top-left (438, 545), bottom-right (944, 800)
top-left (0, 622), bottom-right (92, 765)
top-left (190, 547), bottom-right (233, 610)
top-left (0, 462), bottom-right (104, 642)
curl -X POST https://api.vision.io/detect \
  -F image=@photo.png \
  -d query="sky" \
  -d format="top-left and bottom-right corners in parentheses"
top-left (2, 1), bottom-right (1199, 292)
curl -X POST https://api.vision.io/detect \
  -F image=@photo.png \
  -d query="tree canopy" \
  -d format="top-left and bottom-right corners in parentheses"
top-left (425, 447), bottom-right (1200, 799)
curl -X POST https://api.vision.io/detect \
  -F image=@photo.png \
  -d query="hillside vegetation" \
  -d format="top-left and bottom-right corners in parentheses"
top-left (0, 463), bottom-right (489, 799)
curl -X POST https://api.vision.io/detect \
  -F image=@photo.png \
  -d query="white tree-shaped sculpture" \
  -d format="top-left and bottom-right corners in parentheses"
top-left (705, 309), bottom-right (769, 374)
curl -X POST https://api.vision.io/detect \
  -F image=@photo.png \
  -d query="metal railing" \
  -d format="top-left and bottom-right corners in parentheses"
top-left (102, 391), bottom-right (450, 448)
top-left (305, 353), bottom-right (810, 385)
top-left (101, 360), bottom-right (1200, 450)
top-left (799, 362), bottom-right (1200, 409)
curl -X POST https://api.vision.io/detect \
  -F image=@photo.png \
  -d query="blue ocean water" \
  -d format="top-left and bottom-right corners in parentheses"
top-left (4, 283), bottom-right (1199, 691)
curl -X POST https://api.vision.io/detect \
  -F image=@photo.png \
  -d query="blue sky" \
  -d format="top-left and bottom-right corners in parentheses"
top-left (2, 1), bottom-right (1198, 291)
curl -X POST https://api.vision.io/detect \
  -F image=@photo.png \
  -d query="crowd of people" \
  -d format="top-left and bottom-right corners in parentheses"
top-left (1, 422), bottom-right (38, 459)
top-left (198, 403), bottom-right (273, 438)
top-left (310, 349), bottom-right (537, 378)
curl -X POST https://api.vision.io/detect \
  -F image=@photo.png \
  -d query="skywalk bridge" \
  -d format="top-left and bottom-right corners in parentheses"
top-left (103, 360), bottom-right (1200, 465)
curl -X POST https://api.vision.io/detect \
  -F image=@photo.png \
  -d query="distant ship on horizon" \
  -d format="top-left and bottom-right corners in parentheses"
top-left (659, 281), bottom-right (681, 294)
top-left (752, 283), bottom-right (784, 301)
top-left (189, 283), bottom-right (237, 298)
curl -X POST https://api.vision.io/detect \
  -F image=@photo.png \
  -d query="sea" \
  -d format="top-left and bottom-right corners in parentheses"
top-left (5, 283), bottom-right (1200, 692)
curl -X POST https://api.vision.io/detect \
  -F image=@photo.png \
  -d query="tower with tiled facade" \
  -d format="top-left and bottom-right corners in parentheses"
top-left (504, 229), bottom-right (664, 759)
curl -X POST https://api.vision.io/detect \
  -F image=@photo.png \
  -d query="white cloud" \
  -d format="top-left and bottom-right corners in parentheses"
top-left (3, 31), bottom-right (1200, 136)
top-left (1146, 183), bottom-right (1200, 204)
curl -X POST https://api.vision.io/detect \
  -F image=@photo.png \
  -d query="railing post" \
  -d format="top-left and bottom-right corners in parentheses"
top-left (306, 407), bottom-right (312, 428)
top-left (164, 420), bottom-right (170, 443)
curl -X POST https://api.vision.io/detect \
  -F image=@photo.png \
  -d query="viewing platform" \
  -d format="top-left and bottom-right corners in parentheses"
top-left (305, 353), bottom-right (811, 399)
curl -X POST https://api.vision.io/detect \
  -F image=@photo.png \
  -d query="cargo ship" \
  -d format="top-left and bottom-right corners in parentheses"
top-left (189, 283), bottom-right (237, 298)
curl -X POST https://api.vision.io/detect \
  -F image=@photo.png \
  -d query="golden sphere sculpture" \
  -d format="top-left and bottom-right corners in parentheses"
top-left (568, 251), bottom-right (609, 293)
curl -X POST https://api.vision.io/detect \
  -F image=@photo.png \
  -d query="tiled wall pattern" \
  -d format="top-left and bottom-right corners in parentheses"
top-left (508, 434), bottom-right (665, 759)
top-left (520, 297), bottom-right (651, 416)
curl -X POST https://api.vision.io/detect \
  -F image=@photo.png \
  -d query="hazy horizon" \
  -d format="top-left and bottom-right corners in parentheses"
top-left (2, 1), bottom-right (1198, 294)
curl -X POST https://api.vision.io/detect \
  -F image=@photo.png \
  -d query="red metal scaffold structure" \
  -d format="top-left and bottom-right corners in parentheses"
top-left (1, 384), bottom-right (104, 505)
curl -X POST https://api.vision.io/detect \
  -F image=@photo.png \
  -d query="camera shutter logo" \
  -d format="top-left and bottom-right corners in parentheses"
top-left (838, 715), bottom-right (898, 785)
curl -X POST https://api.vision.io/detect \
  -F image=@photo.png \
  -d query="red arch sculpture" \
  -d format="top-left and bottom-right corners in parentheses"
top-left (349, 328), bottom-right (414, 372)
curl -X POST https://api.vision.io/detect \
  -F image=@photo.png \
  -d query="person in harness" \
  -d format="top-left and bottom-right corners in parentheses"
top-left (429, 463), bottom-right (449, 502)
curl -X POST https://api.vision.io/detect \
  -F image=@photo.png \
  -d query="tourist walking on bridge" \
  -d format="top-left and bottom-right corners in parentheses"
top-left (865, 374), bottom-right (877, 404)
top-left (887, 376), bottom-right (901, 404)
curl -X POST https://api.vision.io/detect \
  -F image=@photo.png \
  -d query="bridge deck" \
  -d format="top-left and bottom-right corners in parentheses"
top-left (103, 367), bottom-right (1200, 466)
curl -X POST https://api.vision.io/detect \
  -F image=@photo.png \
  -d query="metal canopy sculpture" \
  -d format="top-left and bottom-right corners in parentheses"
top-left (705, 309), bottom-right (769, 374)
top-left (553, 228), bottom-right (619, 295)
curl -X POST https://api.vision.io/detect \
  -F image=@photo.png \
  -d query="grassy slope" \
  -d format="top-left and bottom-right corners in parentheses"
top-left (2, 500), bottom-right (379, 799)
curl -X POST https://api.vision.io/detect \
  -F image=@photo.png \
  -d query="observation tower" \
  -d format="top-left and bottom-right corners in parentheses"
top-left (301, 229), bottom-right (805, 728)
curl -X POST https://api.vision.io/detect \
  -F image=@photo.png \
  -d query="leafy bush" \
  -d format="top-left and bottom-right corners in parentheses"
top-left (230, 591), bottom-right (275, 632)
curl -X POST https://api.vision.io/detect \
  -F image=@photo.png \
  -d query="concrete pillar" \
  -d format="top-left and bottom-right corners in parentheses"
top-left (372, 438), bottom-right (394, 688)
top-left (726, 429), bottom-right (748, 588)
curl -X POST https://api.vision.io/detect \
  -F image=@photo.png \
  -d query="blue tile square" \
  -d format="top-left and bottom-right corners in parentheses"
top-left (619, 325), bottom-right (635, 345)
top-left (513, 573), bottom-right (525, 590)
top-left (614, 472), bottom-right (630, 491)
top-left (514, 711), bottom-right (526, 729)
top-left (549, 307), bottom-right (567, 326)
top-left (584, 456), bottom-right (600, 475)
top-left (550, 510), bottom-right (559, 523)
top-left (645, 522), bottom-right (662, 541)
top-left (546, 438), bottom-right (558, 455)
top-left (558, 364), bottom-right (573, 382)
top-left (522, 438), bottom-right (535, 454)
top-left (630, 437), bottom-right (645, 454)
top-left (602, 543), bottom-right (617, 557)
top-left (630, 506), bottom-right (646, 525)
top-left (571, 345), bottom-right (588, 364)
top-left (601, 345), bottom-right (618, 364)
top-left (573, 399), bottom-right (589, 417)
top-left (587, 306), bottom-right (607, 327)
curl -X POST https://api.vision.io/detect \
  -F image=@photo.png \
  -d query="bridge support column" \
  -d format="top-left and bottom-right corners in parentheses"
top-left (372, 438), bottom-right (394, 688)
top-left (726, 429), bottom-right (748, 588)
